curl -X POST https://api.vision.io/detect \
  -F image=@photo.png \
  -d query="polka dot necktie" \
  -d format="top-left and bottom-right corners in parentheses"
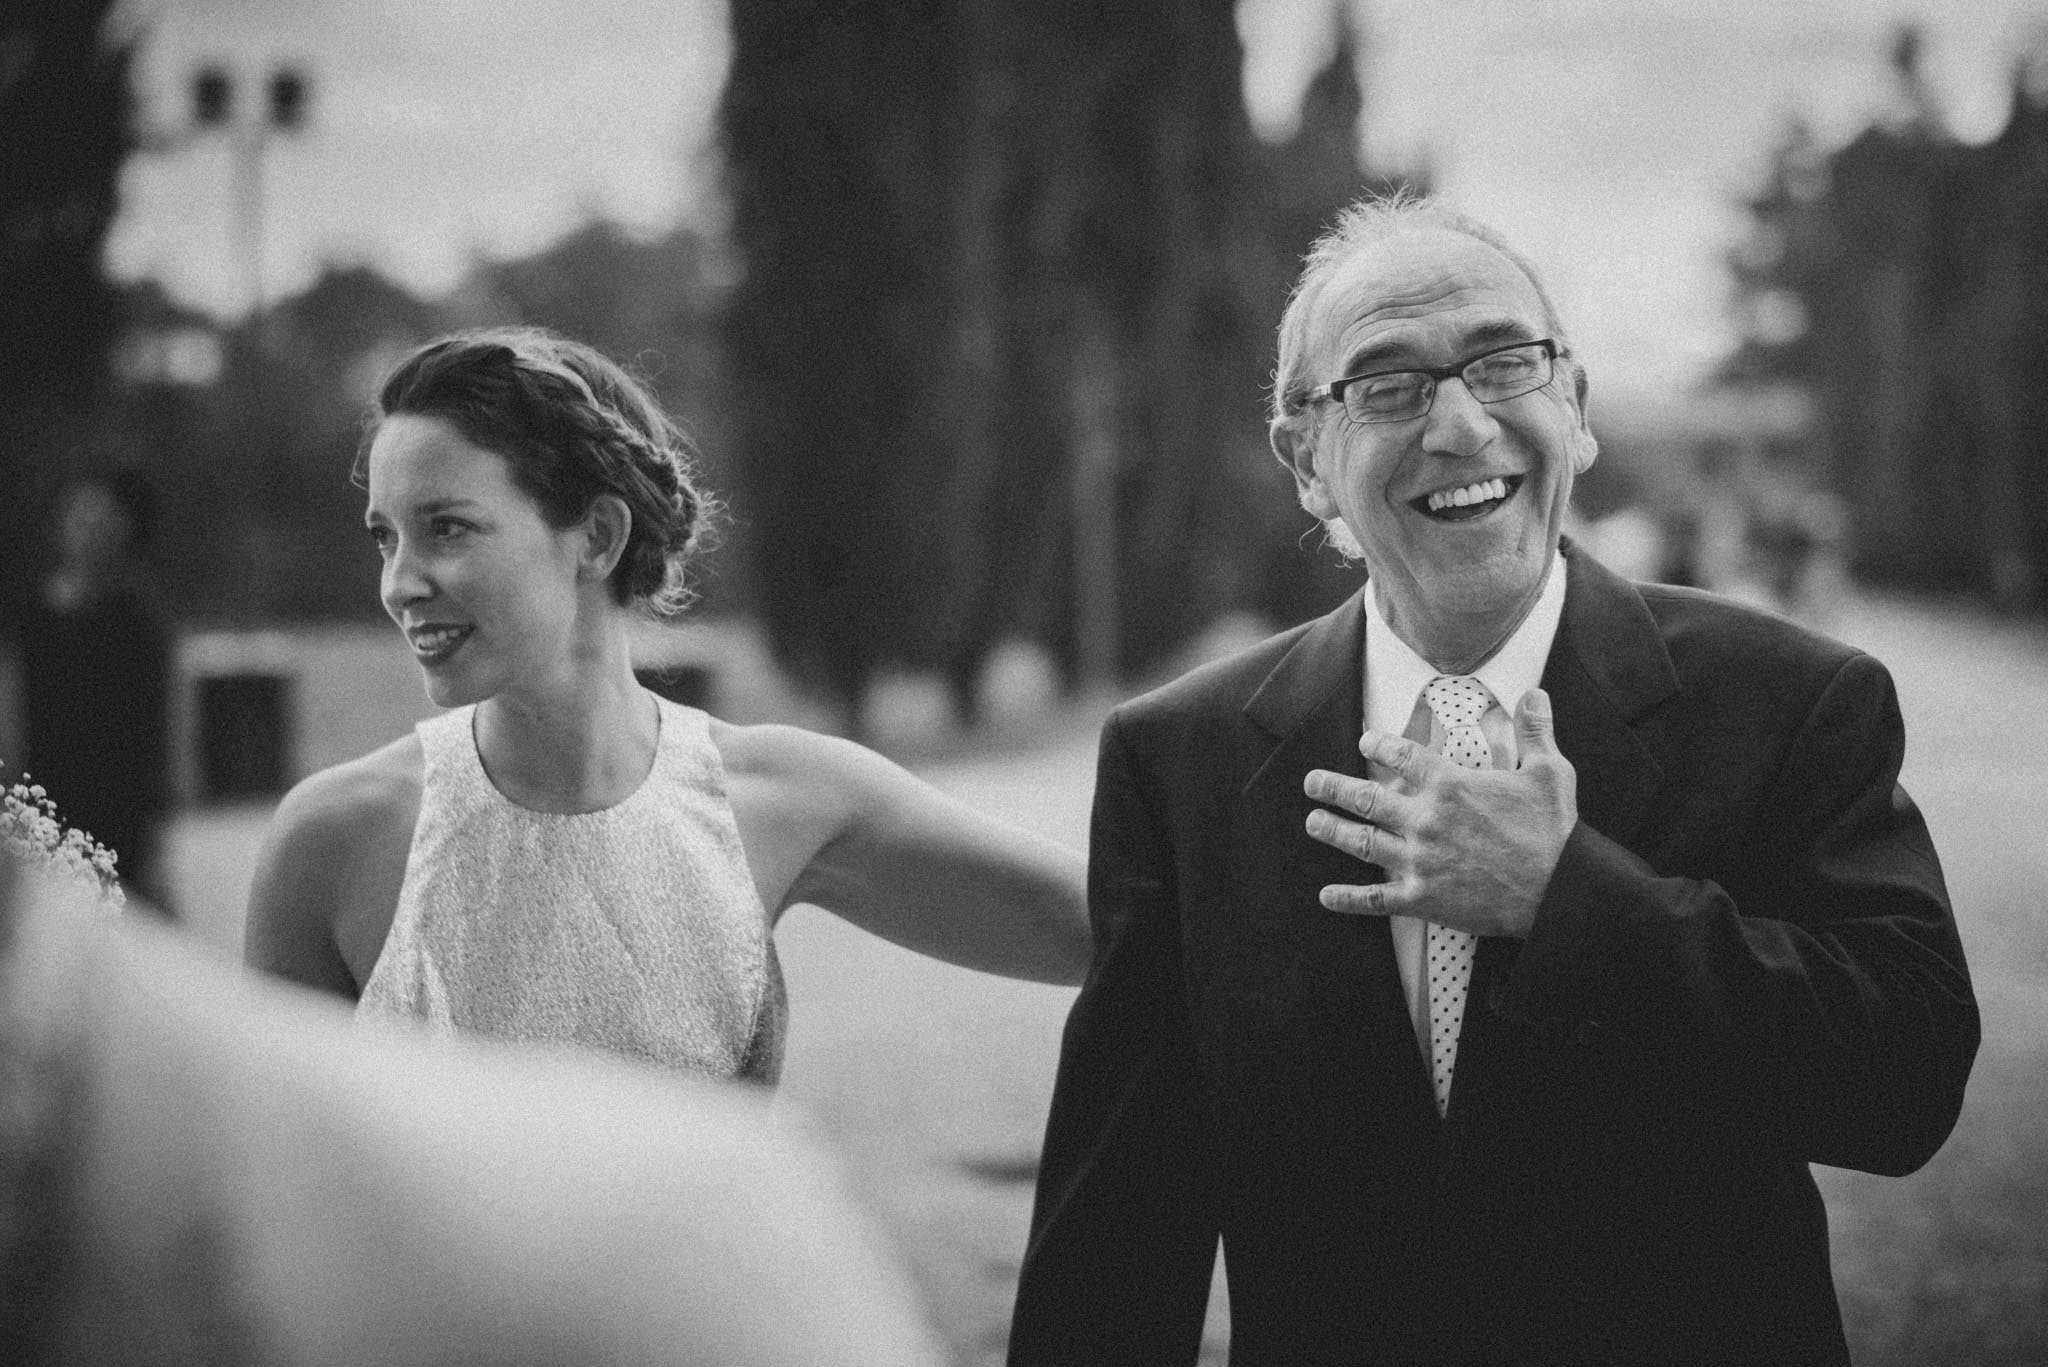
top-left (1421, 674), bottom-right (1494, 1116)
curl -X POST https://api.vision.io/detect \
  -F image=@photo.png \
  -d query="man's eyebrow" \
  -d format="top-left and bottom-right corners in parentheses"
top-left (1336, 319), bottom-right (1541, 377)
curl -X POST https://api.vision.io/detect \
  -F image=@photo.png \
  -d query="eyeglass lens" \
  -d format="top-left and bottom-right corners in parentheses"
top-left (1343, 343), bottom-right (1552, 423)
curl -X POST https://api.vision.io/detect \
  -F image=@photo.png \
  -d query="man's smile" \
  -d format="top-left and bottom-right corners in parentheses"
top-left (1409, 474), bottom-right (1524, 522)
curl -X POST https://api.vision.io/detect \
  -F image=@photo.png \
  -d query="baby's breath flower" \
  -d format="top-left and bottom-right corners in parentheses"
top-left (2, 770), bottom-right (124, 909)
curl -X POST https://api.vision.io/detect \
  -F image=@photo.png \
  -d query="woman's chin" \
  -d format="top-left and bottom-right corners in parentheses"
top-left (420, 669), bottom-right (486, 710)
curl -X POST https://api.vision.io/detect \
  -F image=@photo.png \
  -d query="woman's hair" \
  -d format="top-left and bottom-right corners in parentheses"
top-left (360, 326), bottom-right (718, 617)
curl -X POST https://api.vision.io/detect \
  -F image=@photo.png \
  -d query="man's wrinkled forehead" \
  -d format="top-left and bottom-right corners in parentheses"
top-left (1307, 228), bottom-right (1552, 375)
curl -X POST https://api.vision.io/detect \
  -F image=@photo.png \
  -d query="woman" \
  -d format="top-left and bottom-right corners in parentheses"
top-left (244, 328), bottom-right (1088, 1084)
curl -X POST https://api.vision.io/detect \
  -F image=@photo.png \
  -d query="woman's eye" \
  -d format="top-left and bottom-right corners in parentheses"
top-left (430, 518), bottom-right (469, 541)
top-left (367, 525), bottom-right (395, 553)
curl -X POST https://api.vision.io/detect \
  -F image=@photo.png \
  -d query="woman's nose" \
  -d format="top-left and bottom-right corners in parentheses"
top-left (381, 540), bottom-right (432, 616)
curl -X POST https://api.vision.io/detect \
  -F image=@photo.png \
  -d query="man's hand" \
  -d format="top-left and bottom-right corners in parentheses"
top-left (1302, 688), bottom-right (1577, 938)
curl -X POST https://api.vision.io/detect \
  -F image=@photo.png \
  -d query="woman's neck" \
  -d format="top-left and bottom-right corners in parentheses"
top-left (473, 639), bottom-right (659, 815)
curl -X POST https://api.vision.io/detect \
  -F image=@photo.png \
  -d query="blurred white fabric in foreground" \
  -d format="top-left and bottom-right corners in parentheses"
top-left (0, 862), bottom-right (943, 1366)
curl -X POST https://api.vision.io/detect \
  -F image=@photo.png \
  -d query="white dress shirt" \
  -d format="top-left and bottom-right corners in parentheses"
top-left (1359, 557), bottom-right (1568, 1059)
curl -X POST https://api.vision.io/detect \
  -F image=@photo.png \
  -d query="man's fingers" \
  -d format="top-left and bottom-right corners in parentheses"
top-left (1305, 808), bottom-right (1385, 865)
top-left (1306, 809), bottom-right (1411, 874)
top-left (1319, 880), bottom-right (1407, 916)
top-left (1303, 770), bottom-right (1405, 830)
top-left (1514, 687), bottom-right (1556, 761)
top-left (1357, 728), bottom-right (1429, 777)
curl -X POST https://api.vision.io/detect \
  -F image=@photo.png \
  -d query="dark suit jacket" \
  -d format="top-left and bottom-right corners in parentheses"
top-left (1009, 546), bottom-right (1978, 1366)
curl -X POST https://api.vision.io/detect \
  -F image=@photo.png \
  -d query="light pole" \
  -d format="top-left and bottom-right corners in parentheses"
top-left (187, 63), bottom-right (311, 319)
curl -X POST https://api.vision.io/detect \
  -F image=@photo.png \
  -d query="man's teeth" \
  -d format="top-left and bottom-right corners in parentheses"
top-left (1427, 478), bottom-right (1509, 513)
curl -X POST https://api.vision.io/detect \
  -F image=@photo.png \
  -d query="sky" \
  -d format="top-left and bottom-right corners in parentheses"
top-left (107, 0), bottom-right (2048, 402)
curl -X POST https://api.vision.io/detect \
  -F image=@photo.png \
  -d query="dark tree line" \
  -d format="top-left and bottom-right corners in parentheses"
top-left (721, 0), bottom-right (1416, 730)
top-left (13, 1), bottom-right (1412, 735)
top-left (0, 0), bottom-right (133, 620)
top-left (1724, 28), bottom-right (2048, 611)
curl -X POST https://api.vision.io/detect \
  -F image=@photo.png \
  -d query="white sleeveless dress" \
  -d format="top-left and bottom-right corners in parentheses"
top-left (358, 697), bottom-right (785, 1084)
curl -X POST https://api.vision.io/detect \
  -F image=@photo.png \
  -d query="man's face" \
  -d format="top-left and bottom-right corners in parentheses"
top-left (1276, 228), bottom-right (1596, 657)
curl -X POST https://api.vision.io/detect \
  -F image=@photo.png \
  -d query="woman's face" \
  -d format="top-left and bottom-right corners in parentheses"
top-left (363, 414), bottom-right (589, 708)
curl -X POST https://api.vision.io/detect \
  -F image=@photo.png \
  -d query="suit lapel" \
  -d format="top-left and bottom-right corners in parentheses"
top-left (1452, 546), bottom-right (1679, 1123)
top-left (1241, 593), bottom-right (1439, 1138)
top-left (1543, 544), bottom-right (1679, 850)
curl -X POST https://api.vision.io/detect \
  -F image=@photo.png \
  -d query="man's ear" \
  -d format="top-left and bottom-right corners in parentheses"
top-left (1270, 417), bottom-right (1338, 520)
top-left (579, 493), bottom-right (633, 582)
top-left (1568, 364), bottom-right (1599, 474)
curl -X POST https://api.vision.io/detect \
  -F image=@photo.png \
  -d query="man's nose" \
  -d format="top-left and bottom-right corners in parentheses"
top-left (1421, 376), bottom-right (1497, 457)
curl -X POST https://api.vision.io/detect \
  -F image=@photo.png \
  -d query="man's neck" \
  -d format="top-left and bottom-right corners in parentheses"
top-left (1370, 552), bottom-right (1565, 676)
top-left (1375, 593), bottom-right (1535, 676)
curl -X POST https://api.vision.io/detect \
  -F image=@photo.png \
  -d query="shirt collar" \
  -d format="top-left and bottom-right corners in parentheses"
top-left (1362, 554), bottom-right (1567, 722)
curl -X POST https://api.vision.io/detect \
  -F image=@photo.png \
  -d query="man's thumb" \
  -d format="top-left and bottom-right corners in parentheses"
top-left (1515, 687), bottom-right (1556, 756)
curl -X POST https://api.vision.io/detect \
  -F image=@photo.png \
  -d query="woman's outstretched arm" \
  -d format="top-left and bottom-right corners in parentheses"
top-left (718, 723), bottom-right (1091, 986)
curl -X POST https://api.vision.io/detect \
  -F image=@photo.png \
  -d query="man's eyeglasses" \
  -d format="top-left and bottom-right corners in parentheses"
top-left (1306, 338), bottom-right (1559, 425)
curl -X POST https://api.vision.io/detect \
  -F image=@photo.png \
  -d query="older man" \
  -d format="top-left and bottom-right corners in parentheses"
top-left (1007, 195), bottom-right (1978, 1366)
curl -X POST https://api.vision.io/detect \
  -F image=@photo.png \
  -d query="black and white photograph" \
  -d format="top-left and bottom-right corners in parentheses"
top-left (3, 1), bottom-right (2044, 1362)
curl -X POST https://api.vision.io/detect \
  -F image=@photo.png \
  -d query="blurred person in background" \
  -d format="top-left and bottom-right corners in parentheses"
top-left (243, 327), bottom-right (1088, 1084)
top-left (1009, 193), bottom-right (1977, 1365)
top-left (12, 470), bottom-right (177, 916)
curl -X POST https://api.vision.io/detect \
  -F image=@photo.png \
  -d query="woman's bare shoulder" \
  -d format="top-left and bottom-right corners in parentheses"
top-left (271, 734), bottom-right (425, 851)
top-left (708, 718), bottom-right (863, 780)
top-left (706, 719), bottom-right (901, 818)
top-left (246, 735), bottom-right (424, 991)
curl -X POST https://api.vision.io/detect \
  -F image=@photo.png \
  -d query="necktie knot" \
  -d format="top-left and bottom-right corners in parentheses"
top-left (1423, 675), bottom-right (1494, 769)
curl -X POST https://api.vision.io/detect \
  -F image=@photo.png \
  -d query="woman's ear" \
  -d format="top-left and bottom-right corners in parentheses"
top-left (579, 494), bottom-right (633, 583)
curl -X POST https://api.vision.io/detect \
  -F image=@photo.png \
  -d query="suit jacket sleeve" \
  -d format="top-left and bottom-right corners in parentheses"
top-left (1008, 713), bottom-right (1218, 1366)
top-left (1503, 650), bottom-right (1978, 1176)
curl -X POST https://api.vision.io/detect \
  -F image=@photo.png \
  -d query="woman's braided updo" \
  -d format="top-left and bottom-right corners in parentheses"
top-left (361, 326), bottom-right (718, 617)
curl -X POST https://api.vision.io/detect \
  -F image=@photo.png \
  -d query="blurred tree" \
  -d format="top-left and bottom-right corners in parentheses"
top-left (0, 0), bottom-right (133, 621)
top-left (1721, 26), bottom-right (2048, 610)
top-left (936, 0), bottom-right (1275, 707)
top-left (720, 0), bottom-right (961, 733)
top-left (722, 0), bottom-right (1393, 729)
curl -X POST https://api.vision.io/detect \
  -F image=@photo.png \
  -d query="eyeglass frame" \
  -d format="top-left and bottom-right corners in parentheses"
top-left (1303, 337), bottom-right (1562, 425)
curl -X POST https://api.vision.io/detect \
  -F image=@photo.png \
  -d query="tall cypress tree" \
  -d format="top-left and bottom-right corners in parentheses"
top-left (0, 0), bottom-right (134, 618)
top-left (722, 0), bottom-right (1303, 724)
top-left (720, 0), bottom-right (964, 732)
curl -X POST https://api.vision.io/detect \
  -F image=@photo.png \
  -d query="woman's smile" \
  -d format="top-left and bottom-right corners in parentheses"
top-left (406, 622), bottom-right (473, 665)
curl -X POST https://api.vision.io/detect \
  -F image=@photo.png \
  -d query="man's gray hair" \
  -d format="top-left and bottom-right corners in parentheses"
top-left (1269, 190), bottom-right (1574, 429)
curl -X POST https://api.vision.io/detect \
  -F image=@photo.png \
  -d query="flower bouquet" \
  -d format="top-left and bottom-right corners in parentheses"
top-left (2, 776), bottom-right (122, 910)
